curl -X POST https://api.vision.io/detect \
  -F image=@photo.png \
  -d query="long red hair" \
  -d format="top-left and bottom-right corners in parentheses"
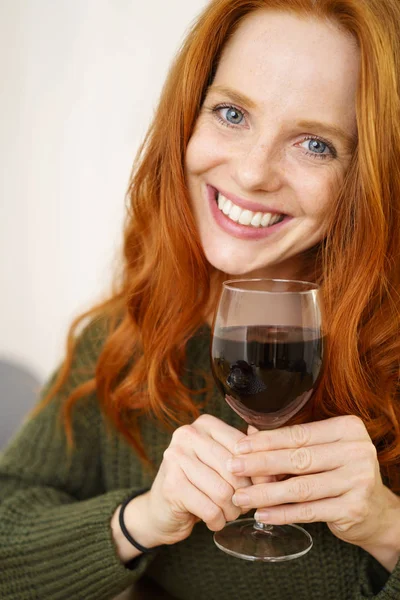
top-left (35, 0), bottom-right (400, 490)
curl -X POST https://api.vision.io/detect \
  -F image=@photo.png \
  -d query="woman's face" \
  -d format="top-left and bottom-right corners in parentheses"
top-left (185, 10), bottom-right (359, 279)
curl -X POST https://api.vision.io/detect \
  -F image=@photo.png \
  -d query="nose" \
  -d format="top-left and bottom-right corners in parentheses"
top-left (231, 142), bottom-right (283, 193)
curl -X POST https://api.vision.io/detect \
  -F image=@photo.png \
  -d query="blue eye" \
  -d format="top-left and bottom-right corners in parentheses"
top-left (309, 139), bottom-right (327, 154)
top-left (220, 106), bottom-right (245, 125)
top-left (301, 138), bottom-right (331, 155)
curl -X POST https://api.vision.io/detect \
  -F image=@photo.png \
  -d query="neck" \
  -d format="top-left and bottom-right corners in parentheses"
top-left (204, 256), bottom-right (316, 328)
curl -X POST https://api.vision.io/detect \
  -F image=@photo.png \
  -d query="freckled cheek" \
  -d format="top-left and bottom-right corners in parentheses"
top-left (185, 129), bottom-right (230, 174)
top-left (300, 185), bottom-right (331, 218)
top-left (291, 168), bottom-right (341, 219)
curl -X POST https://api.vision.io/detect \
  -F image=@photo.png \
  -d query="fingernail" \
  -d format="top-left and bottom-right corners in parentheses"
top-left (232, 492), bottom-right (251, 507)
top-left (254, 511), bottom-right (269, 521)
top-left (226, 458), bottom-right (244, 473)
top-left (234, 440), bottom-right (252, 454)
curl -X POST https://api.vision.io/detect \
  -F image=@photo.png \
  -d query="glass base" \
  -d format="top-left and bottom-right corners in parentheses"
top-left (214, 518), bottom-right (313, 562)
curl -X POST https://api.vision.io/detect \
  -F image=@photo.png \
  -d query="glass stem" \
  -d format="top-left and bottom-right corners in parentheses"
top-left (253, 521), bottom-right (274, 532)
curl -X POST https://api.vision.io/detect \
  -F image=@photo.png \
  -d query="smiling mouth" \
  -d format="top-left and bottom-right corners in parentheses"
top-left (213, 189), bottom-right (286, 229)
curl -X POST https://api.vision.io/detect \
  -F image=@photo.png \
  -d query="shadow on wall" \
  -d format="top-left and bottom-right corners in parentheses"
top-left (0, 358), bottom-right (42, 449)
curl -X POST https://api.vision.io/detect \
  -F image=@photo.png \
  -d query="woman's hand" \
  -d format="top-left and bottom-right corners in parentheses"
top-left (227, 415), bottom-right (400, 551)
top-left (141, 414), bottom-right (251, 546)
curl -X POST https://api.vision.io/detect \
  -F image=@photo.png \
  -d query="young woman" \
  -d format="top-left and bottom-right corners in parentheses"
top-left (2, 0), bottom-right (400, 598)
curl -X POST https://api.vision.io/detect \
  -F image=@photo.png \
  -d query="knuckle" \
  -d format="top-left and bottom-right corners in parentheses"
top-left (258, 432), bottom-right (273, 450)
top-left (280, 505), bottom-right (290, 524)
top-left (226, 506), bottom-right (241, 522)
top-left (163, 447), bottom-right (172, 461)
top-left (356, 469), bottom-right (376, 492)
top-left (163, 446), bottom-right (179, 463)
top-left (195, 414), bottom-right (217, 428)
top-left (291, 477), bottom-right (313, 502)
top-left (260, 486), bottom-right (272, 506)
top-left (365, 443), bottom-right (378, 462)
top-left (299, 504), bottom-right (316, 523)
top-left (214, 479), bottom-right (233, 504)
top-left (261, 452), bottom-right (272, 472)
top-left (290, 447), bottom-right (312, 472)
top-left (348, 501), bottom-right (369, 524)
top-left (289, 424), bottom-right (310, 447)
top-left (333, 520), bottom-right (352, 533)
top-left (172, 424), bottom-right (197, 444)
top-left (210, 438), bottom-right (224, 461)
top-left (351, 442), bottom-right (377, 466)
top-left (344, 415), bottom-right (366, 435)
top-left (203, 503), bottom-right (222, 525)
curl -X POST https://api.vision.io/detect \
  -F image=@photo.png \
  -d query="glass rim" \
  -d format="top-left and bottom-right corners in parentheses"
top-left (222, 278), bottom-right (320, 295)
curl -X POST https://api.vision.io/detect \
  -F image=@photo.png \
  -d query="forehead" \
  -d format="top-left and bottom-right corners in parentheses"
top-left (213, 10), bottom-right (360, 126)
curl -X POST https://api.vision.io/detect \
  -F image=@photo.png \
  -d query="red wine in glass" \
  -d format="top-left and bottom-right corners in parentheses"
top-left (210, 279), bottom-right (324, 562)
top-left (212, 325), bottom-right (323, 430)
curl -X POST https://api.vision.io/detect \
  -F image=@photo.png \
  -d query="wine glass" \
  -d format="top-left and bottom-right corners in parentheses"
top-left (210, 278), bottom-right (324, 562)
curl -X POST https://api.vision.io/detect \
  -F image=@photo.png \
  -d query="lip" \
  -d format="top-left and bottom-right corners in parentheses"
top-left (207, 184), bottom-right (292, 241)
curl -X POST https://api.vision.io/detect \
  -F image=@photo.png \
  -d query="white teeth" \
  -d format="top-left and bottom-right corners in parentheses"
top-left (270, 214), bottom-right (280, 226)
top-left (216, 192), bottom-right (284, 229)
top-left (251, 212), bottom-right (263, 227)
top-left (228, 205), bottom-right (242, 222)
top-left (238, 210), bottom-right (253, 225)
top-left (261, 213), bottom-right (272, 227)
top-left (222, 199), bottom-right (232, 215)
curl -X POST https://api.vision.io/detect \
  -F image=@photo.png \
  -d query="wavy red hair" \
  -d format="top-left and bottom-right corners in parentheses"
top-left (35, 0), bottom-right (400, 489)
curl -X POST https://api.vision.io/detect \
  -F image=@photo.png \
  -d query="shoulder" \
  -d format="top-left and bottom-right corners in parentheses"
top-left (58, 313), bottom-right (120, 390)
top-left (37, 314), bottom-right (115, 424)
top-left (74, 314), bottom-right (113, 365)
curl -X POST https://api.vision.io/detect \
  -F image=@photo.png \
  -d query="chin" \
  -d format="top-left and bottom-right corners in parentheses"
top-left (203, 250), bottom-right (268, 278)
top-left (202, 243), bottom-right (301, 281)
top-left (223, 265), bottom-right (259, 277)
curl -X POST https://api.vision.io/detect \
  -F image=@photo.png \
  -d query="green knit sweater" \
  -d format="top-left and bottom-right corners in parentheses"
top-left (1, 321), bottom-right (400, 600)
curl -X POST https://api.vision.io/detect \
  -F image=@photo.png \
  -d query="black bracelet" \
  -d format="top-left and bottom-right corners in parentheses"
top-left (119, 488), bottom-right (162, 554)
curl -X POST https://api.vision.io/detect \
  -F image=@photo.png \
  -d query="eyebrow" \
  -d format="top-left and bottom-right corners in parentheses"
top-left (297, 120), bottom-right (357, 151)
top-left (207, 85), bottom-right (257, 110)
top-left (207, 85), bottom-right (357, 150)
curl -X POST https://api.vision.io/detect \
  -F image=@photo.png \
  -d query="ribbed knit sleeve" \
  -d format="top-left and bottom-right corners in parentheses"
top-left (0, 322), bottom-right (155, 600)
top-left (356, 552), bottom-right (400, 599)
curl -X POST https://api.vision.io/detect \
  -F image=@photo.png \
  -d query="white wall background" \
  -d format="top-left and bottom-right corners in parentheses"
top-left (0, 0), bottom-right (208, 381)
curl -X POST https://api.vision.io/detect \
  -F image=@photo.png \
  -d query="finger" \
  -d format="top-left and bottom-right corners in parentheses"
top-left (161, 453), bottom-right (230, 531)
top-left (178, 478), bottom-right (228, 532)
top-left (160, 455), bottom-right (227, 531)
top-left (177, 450), bottom-right (241, 523)
top-left (247, 425), bottom-right (266, 482)
top-left (253, 495), bottom-right (348, 527)
top-left (173, 423), bottom-right (250, 490)
top-left (251, 475), bottom-right (278, 485)
top-left (228, 441), bottom-right (363, 478)
top-left (235, 416), bottom-right (370, 455)
top-left (232, 469), bottom-right (350, 510)
top-left (195, 414), bottom-right (247, 453)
